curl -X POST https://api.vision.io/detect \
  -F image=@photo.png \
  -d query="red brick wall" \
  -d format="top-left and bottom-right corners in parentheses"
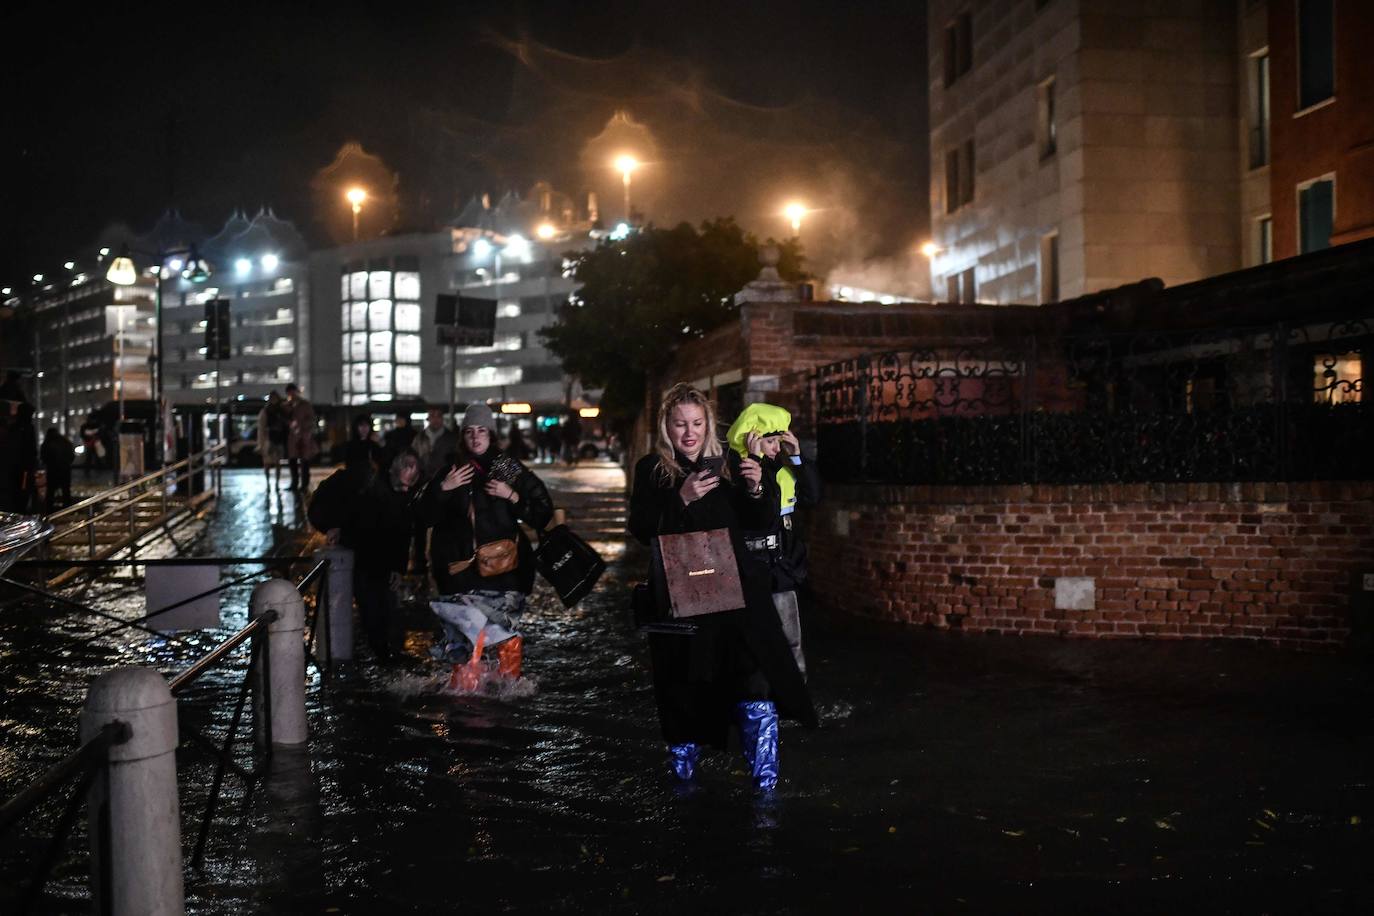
top-left (808, 481), bottom-right (1374, 650)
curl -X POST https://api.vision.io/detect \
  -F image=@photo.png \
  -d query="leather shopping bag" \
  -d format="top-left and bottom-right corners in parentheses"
top-left (535, 524), bottom-right (606, 607)
top-left (657, 527), bottom-right (745, 618)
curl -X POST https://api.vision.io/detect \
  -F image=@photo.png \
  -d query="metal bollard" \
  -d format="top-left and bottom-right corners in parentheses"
top-left (312, 546), bottom-right (354, 664)
top-left (249, 579), bottom-right (308, 747)
top-left (79, 667), bottom-right (185, 916)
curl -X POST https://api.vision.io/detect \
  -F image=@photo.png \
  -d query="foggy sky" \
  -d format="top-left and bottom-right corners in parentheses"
top-left (1, 0), bottom-right (928, 292)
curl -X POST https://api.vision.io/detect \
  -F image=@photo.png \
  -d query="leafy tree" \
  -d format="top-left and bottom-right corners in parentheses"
top-left (541, 218), bottom-right (804, 422)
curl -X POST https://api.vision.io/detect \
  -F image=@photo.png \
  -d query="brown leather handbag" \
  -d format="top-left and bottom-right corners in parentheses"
top-left (657, 527), bottom-right (745, 618)
top-left (447, 498), bottom-right (519, 578)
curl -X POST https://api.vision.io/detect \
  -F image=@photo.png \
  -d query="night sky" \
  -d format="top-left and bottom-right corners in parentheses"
top-left (1, 0), bottom-right (928, 291)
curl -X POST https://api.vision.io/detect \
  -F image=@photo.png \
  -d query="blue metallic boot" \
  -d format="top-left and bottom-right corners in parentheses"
top-left (668, 743), bottom-right (699, 780)
top-left (737, 701), bottom-right (780, 791)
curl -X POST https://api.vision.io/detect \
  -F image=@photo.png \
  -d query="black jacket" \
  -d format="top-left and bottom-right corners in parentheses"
top-left (629, 451), bottom-right (817, 745)
top-left (346, 475), bottom-right (419, 575)
top-left (737, 452), bottom-right (821, 592)
top-left (419, 450), bottom-right (553, 595)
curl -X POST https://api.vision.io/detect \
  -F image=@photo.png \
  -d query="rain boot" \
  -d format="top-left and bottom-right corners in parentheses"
top-left (668, 743), bottom-right (699, 780)
top-left (497, 635), bottom-right (523, 679)
top-left (736, 701), bottom-right (780, 791)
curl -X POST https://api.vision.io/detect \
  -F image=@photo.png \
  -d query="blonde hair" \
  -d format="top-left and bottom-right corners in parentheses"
top-left (654, 383), bottom-right (727, 485)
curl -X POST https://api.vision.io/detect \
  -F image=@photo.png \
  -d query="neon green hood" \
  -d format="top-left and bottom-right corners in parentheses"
top-left (726, 402), bottom-right (796, 515)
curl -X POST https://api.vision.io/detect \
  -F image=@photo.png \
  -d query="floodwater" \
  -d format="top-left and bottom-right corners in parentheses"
top-left (3, 467), bottom-right (1374, 913)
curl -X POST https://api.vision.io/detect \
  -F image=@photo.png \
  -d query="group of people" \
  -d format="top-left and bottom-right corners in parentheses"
top-left (308, 402), bottom-right (553, 675)
top-left (0, 372), bottom-right (78, 514)
top-left (308, 383), bottom-right (820, 794)
top-left (254, 383), bottom-right (320, 492)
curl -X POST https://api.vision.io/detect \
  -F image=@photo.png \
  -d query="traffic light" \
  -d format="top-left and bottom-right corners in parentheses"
top-left (205, 299), bottom-right (231, 360)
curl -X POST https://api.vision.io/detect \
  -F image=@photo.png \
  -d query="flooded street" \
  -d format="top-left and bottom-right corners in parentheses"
top-left (4, 466), bottom-right (1374, 913)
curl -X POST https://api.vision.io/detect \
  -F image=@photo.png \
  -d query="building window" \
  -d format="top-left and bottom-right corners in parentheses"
top-left (1257, 215), bottom-right (1273, 264)
top-left (942, 12), bottom-right (972, 87)
top-left (1314, 354), bottom-right (1362, 404)
top-left (1298, 176), bottom-right (1334, 253)
top-left (1297, 0), bottom-right (1334, 110)
top-left (1037, 76), bottom-right (1057, 159)
top-left (961, 267), bottom-right (976, 304)
top-left (1040, 231), bottom-right (1060, 304)
top-left (945, 140), bottom-right (975, 213)
top-left (1248, 52), bottom-right (1269, 167)
top-left (946, 274), bottom-right (960, 303)
top-left (455, 365), bottom-right (523, 388)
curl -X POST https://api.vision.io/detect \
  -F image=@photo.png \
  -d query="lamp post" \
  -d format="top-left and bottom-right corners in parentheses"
top-left (107, 245), bottom-right (212, 466)
top-left (613, 155), bottom-right (638, 222)
top-left (783, 201), bottom-right (807, 236)
top-left (346, 187), bottom-right (367, 242)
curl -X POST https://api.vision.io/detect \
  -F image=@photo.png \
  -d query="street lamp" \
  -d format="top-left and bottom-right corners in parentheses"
top-left (920, 241), bottom-right (941, 259)
top-left (346, 187), bottom-right (367, 241)
top-left (536, 221), bottom-right (556, 241)
top-left (613, 154), bottom-right (639, 221)
top-left (106, 243), bottom-right (212, 465)
top-left (783, 201), bottom-right (808, 236)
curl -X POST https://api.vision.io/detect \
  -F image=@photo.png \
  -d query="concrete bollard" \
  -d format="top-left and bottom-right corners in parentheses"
top-left (312, 545), bottom-right (355, 663)
top-left (79, 667), bottom-right (185, 916)
top-left (249, 579), bottom-right (308, 747)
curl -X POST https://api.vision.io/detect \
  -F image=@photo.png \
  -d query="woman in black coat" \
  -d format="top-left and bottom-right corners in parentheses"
top-left (629, 384), bottom-right (817, 790)
top-left (421, 402), bottom-right (553, 679)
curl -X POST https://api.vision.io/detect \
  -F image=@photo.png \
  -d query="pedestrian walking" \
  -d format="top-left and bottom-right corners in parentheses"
top-left (412, 407), bottom-right (460, 482)
top-left (40, 427), bottom-right (75, 513)
top-left (349, 451), bottom-right (422, 663)
top-left (628, 383), bottom-right (817, 791)
top-left (422, 402), bottom-right (553, 683)
top-left (256, 391), bottom-right (288, 490)
top-left (0, 374), bottom-right (38, 513)
top-left (284, 383), bottom-right (318, 492)
top-left (561, 412), bottom-right (582, 465)
top-left (727, 403), bottom-right (821, 679)
top-left (505, 424), bottom-right (531, 461)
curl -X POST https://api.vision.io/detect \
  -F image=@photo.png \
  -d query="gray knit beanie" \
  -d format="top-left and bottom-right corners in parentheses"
top-left (460, 402), bottom-right (496, 430)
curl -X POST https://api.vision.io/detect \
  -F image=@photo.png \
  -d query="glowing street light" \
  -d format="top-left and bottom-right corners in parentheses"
top-left (345, 186), bottom-right (368, 241)
top-left (536, 222), bottom-right (557, 241)
top-left (783, 201), bottom-right (808, 235)
top-left (613, 154), bottom-right (639, 220)
top-left (920, 241), bottom-right (941, 259)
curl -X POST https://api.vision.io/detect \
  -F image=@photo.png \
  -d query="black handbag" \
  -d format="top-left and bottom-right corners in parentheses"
top-left (535, 524), bottom-right (606, 607)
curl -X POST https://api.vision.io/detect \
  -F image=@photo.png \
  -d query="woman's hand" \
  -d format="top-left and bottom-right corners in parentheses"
top-left (485, 479), bottom-right (518, 502)
top-left (739, 457), bottom-right (764, 495)
top-left (779, 431), bottom-right (801, 456)
top-left (439, 464), bottom-right (474, 491)
top-left (679, 469), bottom-right (721, 506)
top-left (745, 431), bottom-right (764, 458)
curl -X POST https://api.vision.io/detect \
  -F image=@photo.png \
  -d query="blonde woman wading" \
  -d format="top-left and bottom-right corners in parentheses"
top-left (629, 384), bottom-right (818, 791)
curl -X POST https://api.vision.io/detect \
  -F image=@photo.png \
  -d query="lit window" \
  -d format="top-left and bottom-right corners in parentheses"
top-left (369, 362), bottom-right (393, 394)
top-left (349, 332), bottom-right (368, 362)
top-left (349, 364), bottom-right (367, 392)
top-left (368, 299), bottom-right (393, 331)
top-left (369, 331), bottom-right (393, 362)
top-left (395, 272), bottom-right (420, 300)
top-left (368, 271), bottom-right (392, 300)
top-left (498, 302), bottom-right (521, 319)
top-left (340, 275), bottom-right (350, 300)
top-left (1314, 354), bottom-right (1362, 404)
top-left (396, 365), bottom-right (422, 396)
top-left (341, 303), bottom-right (352, 330)
top-left (395, 302), bottom-right (421, 332)
top-left (1036, 76), bottom-right (1056, 159)
top-left (350, 301), bottom-right (367, 330)
top-left (395, 333), bottom-right (422, 364)
top-left (455, 365), bottom-right (523, 387)
top-left (349, 271), bottom-right (368, 300)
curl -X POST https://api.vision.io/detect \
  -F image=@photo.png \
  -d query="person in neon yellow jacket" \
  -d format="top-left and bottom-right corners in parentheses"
top-left (726, 402), bottom-right (821, 678)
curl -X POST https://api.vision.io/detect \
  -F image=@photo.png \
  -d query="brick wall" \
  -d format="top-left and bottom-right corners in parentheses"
top-left (808, 480), bottom-right (1374, 650)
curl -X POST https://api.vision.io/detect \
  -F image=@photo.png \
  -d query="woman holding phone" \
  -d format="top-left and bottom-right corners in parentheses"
top-left (629, 383), bottom-right (817, 791)
top-left (422, 402), bottom-right (553, 680)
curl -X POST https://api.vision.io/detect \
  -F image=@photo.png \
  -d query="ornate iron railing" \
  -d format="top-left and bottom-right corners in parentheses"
top-left (812, 318), bottom-right (1370, 485)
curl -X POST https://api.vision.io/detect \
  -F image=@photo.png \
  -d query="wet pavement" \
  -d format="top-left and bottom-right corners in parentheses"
top-left (3, 465), bottom-right (1374, 913)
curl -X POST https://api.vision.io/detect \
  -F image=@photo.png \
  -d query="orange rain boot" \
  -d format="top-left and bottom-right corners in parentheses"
top-left (497, 635), bottom-right (523, 680)
top-left (449, 631), bottom-right (486, 690)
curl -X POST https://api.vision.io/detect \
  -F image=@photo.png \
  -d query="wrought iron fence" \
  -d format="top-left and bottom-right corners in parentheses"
top-left (812, 317), bottom-right (1370, 485)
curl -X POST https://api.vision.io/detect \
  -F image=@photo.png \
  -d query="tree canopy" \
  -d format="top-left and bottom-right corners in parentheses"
top-left (540, 218), bottom-right (804, 421)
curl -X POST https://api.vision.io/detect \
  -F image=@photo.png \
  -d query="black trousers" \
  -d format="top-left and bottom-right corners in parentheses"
top-left (288, 457), bottom-right (311, 491)
top-left (353, 567), bottom-right (394, 660)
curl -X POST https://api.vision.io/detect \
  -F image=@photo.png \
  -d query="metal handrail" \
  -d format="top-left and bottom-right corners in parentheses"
top-left (47, 443), bottom-right (227, 524)
top-left (168, 612), bottom-right (274, 696)
top-left (0, 722), bottom-right (130, 836)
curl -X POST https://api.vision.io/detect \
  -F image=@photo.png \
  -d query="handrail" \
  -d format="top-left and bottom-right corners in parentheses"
top-left (47, 442), bottom-right (227, 523)
top-left (168, 612), bottom-right (274, 696)
top-left (0, 722), bottom-right (130, 836)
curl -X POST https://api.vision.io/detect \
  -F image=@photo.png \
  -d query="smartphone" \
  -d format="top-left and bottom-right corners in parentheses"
top-left (700, 455), bottom-right (725, 477)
